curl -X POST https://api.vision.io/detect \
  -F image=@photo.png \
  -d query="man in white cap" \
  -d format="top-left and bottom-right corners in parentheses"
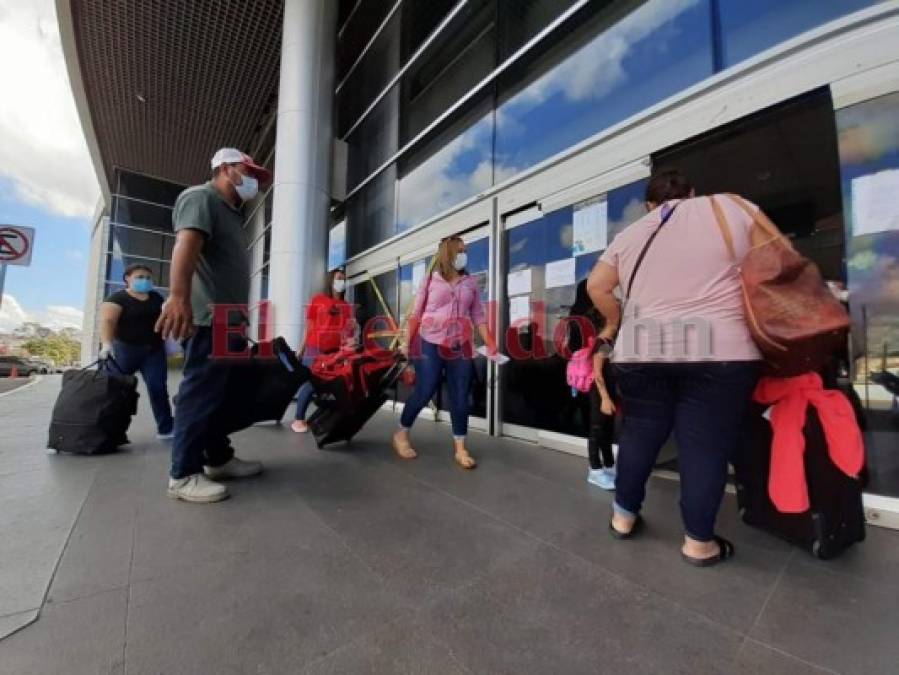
top-left (156, 148), bottom-right (272, 503)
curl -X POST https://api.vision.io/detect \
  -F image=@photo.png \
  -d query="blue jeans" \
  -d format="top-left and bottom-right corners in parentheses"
top-left (111, 341), bottom-right (174, 435)
top-left (294, 346), bottom-right (321, 421)
top-left (170, 327), bottom-right (244, 479)
top-left (400, 340), bottom-right (473, 437)
top-left (612, 361), bottom-right (759, 542)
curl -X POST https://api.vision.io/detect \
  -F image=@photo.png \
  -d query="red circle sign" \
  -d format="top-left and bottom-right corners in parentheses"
top-left (0, 227), bottom-right (30, 262)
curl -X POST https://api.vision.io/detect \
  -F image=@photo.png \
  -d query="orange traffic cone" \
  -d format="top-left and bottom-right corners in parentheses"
top-left (9, 366), bottom-right (17, 378)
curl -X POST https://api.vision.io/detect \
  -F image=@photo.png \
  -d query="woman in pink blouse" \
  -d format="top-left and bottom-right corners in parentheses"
top-left (393, 236), bottom-right (498, 469)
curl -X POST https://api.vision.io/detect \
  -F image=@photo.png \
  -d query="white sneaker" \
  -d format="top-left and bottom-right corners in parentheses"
top-left (167, 474), bottom-right (229, 503)
top-left (203, 457), bottom-right (263, 480)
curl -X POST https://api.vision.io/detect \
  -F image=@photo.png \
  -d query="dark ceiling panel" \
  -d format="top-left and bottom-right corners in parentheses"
top-left (71, 0), bottom-right (283, 189)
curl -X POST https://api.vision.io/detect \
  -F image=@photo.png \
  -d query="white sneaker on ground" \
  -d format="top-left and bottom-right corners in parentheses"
top-left (204, 457), bottom-right (263, 480)
top-left (587, 467), bottom-right (616, 491)
top-left (167, 474), bottom-right (229, 503)
top-left (290, 420), bottom-right (309, 433)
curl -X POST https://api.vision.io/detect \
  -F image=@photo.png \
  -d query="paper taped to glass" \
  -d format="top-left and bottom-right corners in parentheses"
top-left (851, 169), bottom-right (899, 236)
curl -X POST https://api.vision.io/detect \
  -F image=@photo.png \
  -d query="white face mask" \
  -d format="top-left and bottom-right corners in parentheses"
top-left (231, 170), bottom-right (258, 201)
top-left (453, 252), bottom-right (468, 271)
top-left (332, 278), bottom-right (346, 294)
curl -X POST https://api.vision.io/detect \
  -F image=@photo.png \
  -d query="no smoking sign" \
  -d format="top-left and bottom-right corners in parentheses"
top-left (0, 225), bottom-right (35, 267)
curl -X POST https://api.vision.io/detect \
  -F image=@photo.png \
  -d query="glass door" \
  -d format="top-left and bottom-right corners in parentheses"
top-left (836, 89), bottom-right (899, 526)
top-left (499, 177), bottom-right (649, 446)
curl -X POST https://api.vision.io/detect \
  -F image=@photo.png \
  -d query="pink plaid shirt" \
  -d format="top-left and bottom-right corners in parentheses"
top-left (411, 272), bottom-right (486, 347)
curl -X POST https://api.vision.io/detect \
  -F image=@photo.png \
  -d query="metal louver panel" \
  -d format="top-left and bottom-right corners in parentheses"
top-left (70, 0), bottom-right (283, 188)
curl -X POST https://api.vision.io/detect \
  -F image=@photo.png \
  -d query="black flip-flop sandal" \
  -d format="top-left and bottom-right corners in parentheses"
top-left (681, 535), bottom-right (735, 567)
top-left (609, 514), bottom-right (643, 540)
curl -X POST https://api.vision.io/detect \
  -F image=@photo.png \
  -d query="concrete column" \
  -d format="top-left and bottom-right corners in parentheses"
top-left (269, 0), bottom-right (336, 346)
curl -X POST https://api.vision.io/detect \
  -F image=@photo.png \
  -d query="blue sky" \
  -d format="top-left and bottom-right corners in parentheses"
top-left (0, 0), bottom-right (99, 331)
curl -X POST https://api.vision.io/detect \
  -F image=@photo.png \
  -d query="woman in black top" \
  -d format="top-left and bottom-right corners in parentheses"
top-left (99, 264), bottom-right (174, 438)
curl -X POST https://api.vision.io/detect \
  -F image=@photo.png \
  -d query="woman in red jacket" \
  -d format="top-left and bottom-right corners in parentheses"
top-left (291, 269), bottom-right (354, 433)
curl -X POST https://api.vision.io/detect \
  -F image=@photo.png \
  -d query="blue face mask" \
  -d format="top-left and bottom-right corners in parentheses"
top-left (131, 278), bottom-right (153, 293)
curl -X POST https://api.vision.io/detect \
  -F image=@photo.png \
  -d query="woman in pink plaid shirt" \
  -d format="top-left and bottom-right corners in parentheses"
top-left (393, 236), bottom-right (497, 469)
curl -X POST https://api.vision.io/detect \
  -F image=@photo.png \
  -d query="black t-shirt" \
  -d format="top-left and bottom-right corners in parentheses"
top-left (105, 290), bottom-right (164, 346)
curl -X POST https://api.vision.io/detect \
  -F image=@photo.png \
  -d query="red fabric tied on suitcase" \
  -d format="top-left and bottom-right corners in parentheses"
top-left (311, 346), bottom-right (398, 405)
top-left (754, 373), bottom-right (865, 513)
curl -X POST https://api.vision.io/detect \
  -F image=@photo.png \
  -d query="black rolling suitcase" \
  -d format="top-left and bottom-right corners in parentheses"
top-left (735, 398), bottom-right (866, 559)
top-left (222, 337), bottom-right (310, 433)
top-left (308, 351), bottom-right (405, 448)
top-left (48, 359), bottom-right (139, 455)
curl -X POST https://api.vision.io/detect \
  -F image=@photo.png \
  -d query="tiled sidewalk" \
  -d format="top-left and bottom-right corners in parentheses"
top-left (1, 375), bottom-right (897, 674)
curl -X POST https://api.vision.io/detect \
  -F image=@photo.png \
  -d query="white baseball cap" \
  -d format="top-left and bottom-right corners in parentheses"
top-left (210, 147), bottom-right (272, 183)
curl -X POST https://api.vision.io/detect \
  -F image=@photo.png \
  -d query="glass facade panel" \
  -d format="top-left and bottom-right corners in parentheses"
top-left (396, 99), bottom-right (494, 232)
top-left (495, 0), bottom-right (714, 175)
top-left (497, 0), bottom-right (582, 59)
top-left (337, 0), bottom-right (394, 82)
top-left (346, 89), bottom-right (399, 191)
top-left (116, 170), bottom-right (184, 205)
top-left (108, 225), bottom-right (172, 261)
top-left (400, 1), bottom-right (496, 144)
top-left (337, 9), bottom-right (401, 136)
top-left (347, 165), bottom-right (398, 257)
top-left (718, 0), bottom-right (879, 69)
top-left (836, 91), bottom-right (899, 499)
top-left (113, 197), bottom-right (174, 232)
top-left (400, 0), bottom-right (458, 60)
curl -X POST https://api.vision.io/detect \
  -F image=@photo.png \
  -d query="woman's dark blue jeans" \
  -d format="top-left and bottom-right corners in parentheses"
top-left (612, 361), bottom-right (760, 542)
top-left (400, 340), bottom-right (473, 438)
top-left (111, 340), bottom-right (174, 435)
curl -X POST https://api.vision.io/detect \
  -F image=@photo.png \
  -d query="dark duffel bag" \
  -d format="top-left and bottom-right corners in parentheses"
top-left (222, 337), bottom-right (310, 433)
top-left (48, 359), bottom-right (139, 455)
top-left (308, 357), bottom-right (406, 448)
top-left (735, 399), bottom-right (866, 560)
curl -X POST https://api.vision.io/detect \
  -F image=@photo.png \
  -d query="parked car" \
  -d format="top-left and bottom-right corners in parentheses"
top-left (25, 357), bottom-right (54, 374)
top-left (0, 355), bottom-right (39, 377)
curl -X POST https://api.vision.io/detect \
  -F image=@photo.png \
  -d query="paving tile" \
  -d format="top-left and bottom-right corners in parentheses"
top-left (549, 474), bottom-right (793, 632)
top-left (0, 609), bottom-right (38, 642)
top-left (124, 544), bottom-right (410, 675)
top-left (751, 556), bottom-right (899, 675)
top-left (730, 640), bottom-right (838, 675)
top-left (0, 465), bottom-right (95, 618)
top-left (418, 544), bottom-right (744, 675)
top-left (0, 589), bottom-right (126, 675)
top-left (802, 523), bottom-right (899, 590)
top-left (301, 622), bottom-right (470, 675)
top-left (47, 467), bottom-right (142, 603)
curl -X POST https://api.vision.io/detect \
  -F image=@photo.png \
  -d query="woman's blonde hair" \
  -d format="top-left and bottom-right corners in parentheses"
top-left (434, 236), bottom-right (464, 279)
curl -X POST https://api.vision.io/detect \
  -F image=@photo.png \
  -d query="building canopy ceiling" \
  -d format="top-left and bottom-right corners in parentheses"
top-left (70, 0), bottom-right (283, 190)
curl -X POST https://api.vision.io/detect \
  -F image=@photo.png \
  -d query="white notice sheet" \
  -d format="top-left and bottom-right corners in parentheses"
top-left (507, 268), bottom-right (532, 295)
top-left (572, 199), bottom-right (608, 255)
top-left (509, 295), bottom-right (531, 325)
top-left (545, 258), bottom-right (576, 289)
top-left (851, 169), bottom-right (899, 236)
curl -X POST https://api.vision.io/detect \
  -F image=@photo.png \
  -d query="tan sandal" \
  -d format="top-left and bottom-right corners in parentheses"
top-left (454, 449), bottom-right (477, 470)
top-left (392, 431), bottom-right (418, 460)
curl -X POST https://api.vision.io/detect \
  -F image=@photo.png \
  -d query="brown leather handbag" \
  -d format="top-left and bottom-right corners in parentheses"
top-left (710, 194), bottom-right (850, 376)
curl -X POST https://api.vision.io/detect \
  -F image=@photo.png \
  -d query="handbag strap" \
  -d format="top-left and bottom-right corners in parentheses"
top-left (711, 194), bottom-right (792, 260)
top-left (625, 201), bottom-right (680, 300)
